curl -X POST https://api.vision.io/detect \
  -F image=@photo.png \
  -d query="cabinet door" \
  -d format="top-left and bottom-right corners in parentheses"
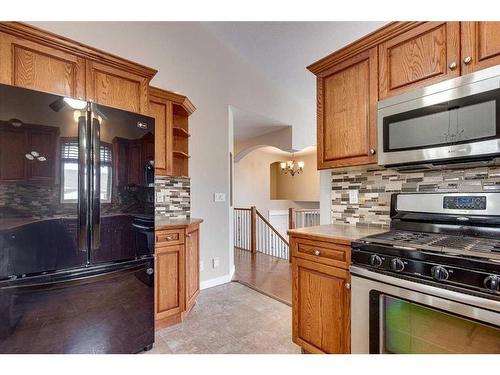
top-left (292, 257), bottom-right (350, 354)
top-left (378, 22), bottom-right (460, 99)
top-left (155, 244), bottom-right (185, 321)
top-left (86, 60), bottom-right (149, 114)
top-left (0, 125), bottom-right (27, 181)
top-left (149, 96), bottom-right (173, 176)
top-left (461, 22), bottom-right (500, 74)
top-left (185, 226), bottom-right (200, 310)
top-left (29, 128), bottom-right (57, 183)
top-left (0, 31), bottom-right (85, 98)
top-left (317, 47), bottom-right (377, 169)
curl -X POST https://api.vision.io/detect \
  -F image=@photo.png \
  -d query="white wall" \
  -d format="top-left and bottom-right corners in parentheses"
top-left (30, 22), bottom-right (315, 285)
top-left (234, 146), bottom-right (319, 217)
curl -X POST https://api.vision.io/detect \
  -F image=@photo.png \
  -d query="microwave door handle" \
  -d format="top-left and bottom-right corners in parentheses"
top-left (78, 115), bottom-right (90, 255)
top-left (91, 116), bottom-right (101, 251)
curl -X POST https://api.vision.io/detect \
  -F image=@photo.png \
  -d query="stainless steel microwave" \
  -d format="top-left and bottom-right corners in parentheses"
top-left (377, 65), bottom-right (500, 170)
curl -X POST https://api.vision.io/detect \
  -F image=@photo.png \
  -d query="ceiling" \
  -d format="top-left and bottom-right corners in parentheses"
top-left (203, 22), bottom-right (386, 114)
top-left (231, 106), bottom-right (289, 141)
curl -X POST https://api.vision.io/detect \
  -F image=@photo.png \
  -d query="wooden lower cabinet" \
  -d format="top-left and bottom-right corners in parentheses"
top-left (185, 226), bottom-right (200, 311)
top-left (291, 234), bottom-right (351, 354)
top-left (155, 244), bottom-right (185, 323)
top-left (154, 222), bottom-right (201, 330)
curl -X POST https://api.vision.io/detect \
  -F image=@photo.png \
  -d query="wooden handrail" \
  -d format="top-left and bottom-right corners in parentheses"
top-left (255, 209), bottom-right (289, 246)
top-left (234, 207), bottom-right (251, 211)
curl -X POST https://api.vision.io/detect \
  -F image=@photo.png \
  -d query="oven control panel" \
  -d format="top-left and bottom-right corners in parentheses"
top-left (443, 196), bottom-right (486, 210)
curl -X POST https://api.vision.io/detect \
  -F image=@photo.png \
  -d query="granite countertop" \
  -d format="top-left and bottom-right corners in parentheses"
top-left (155, 217), bottom-right (203, 230)
top-left (288, 223), bottom-right (388, 244)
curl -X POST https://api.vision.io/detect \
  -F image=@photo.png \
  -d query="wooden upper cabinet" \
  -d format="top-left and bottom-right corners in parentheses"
top-left (86, 60), bottom-right (151, 114)
top-left (0, 31), bottom-right (86, 98)
top-left (292, 257), bottom-right (350, 354)
top-left (148, 86), bottom-right (195, 177)
top-left (0, 22), bottom-right (157, 114)
top-left (149, 87), bottom-right (174, 176)
top-left (378, 22), bottom-right (460, 99)
top-left (317, 47), bottom-right (377, 169)
top-left (461, 22), bottom-right (500, 74)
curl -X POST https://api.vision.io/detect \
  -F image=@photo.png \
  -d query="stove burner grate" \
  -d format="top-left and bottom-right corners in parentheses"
top-left (363, 230), bottom-right (500, 260)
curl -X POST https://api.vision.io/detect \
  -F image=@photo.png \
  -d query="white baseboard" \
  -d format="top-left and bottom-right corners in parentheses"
top-left (200, 265), bottom-right (235, 290)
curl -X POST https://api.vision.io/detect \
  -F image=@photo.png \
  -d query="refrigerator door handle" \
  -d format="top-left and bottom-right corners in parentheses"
top-left (78, 114), bottom-right (90, 254)
top-left (91, 115), bottom-right (101, 251)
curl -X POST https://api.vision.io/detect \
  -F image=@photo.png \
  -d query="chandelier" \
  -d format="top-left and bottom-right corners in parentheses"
top-left (280, 157), bottom-right (304, 176)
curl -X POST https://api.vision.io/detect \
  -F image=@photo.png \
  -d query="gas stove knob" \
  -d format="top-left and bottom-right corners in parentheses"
top-left (431, 266), bottom-right (449, 281)
top-left (483, 275), bottom-right (500, 291)
top-left (369, 254), bottom-right (383, 267)
top-left (390, 258), bottom-right (405, 272)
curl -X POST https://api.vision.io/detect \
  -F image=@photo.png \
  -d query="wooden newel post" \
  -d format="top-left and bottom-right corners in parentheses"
top-left (250, 206), bottom-right (257, 254)
top-left (288, 207), bottom-right (296, 230)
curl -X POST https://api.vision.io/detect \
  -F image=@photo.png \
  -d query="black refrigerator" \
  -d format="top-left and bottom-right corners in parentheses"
top-left (0, 84), bottom-right (155, 353)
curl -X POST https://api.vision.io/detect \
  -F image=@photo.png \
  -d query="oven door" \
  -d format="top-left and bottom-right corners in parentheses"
top-left (350, 266), bottom-right (500, 354)
top-left (377, 67), bottom-right (500, 167)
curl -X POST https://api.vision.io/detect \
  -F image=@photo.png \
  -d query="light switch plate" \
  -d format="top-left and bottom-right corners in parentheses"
top-left (214, 193), bottom-right (226, 202)
top-left (349, 190), bottom-right (359, 204)
top-left (212, 257), bottom-right (220, 268)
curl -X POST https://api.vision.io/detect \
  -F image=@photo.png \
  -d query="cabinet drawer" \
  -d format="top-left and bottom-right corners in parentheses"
top-left (156, 229), bottom-right (184, 246)
top-left (292, 237), bottom-right (350, 269)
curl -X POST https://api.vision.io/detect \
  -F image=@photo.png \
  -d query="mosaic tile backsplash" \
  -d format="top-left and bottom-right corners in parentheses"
top-left (331, 165), bottom-right (500, 227)
top-left (155, 176), bottom-right (190, 218)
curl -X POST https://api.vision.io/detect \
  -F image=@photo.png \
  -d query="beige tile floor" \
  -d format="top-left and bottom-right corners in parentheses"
top-left (148, 282), bottom-right (301, 354)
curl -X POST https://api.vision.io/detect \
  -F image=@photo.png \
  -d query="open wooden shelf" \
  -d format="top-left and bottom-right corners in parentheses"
top-left (173, 150), bottom-right (190, 159)
top-left (149, 86), bottom-right (194, 178)
top-left (173, 127), bottom-right (190, 137)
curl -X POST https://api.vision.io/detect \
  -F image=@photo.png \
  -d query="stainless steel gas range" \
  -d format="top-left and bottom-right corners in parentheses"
top-left (350, 192), bottom-right (500, 354)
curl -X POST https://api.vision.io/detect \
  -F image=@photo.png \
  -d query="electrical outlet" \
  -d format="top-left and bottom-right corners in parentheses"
top-left (199, 261), bottom-right (204, 272)
top-left (212, 257), bottom-right (220, 269)
top-left (214, 193), bottom-right (226, 202)
top-left (156, 192), bottom-right (164, 203)
top-left (349, 190), bottom-right (359, 204)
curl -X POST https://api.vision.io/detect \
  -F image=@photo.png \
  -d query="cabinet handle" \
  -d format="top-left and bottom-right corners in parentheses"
top-left (187, 234), bottom-right (192, 238)
top-left (369, 149), bottom-right (376, 155)
top-left (463, 56), bottom-right (472, 65)
top-left (314, 250), bottom-right (321, 256)
top-left (345, 283), bottom-right (351, 289)
top-left (165, 236), bottom-right (173, 240)
top-left (448, 62), bottom-right (457, 70)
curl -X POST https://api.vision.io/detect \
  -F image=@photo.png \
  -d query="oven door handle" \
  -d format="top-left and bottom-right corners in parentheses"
top-left (350, 265), bottom-right (500, 313)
